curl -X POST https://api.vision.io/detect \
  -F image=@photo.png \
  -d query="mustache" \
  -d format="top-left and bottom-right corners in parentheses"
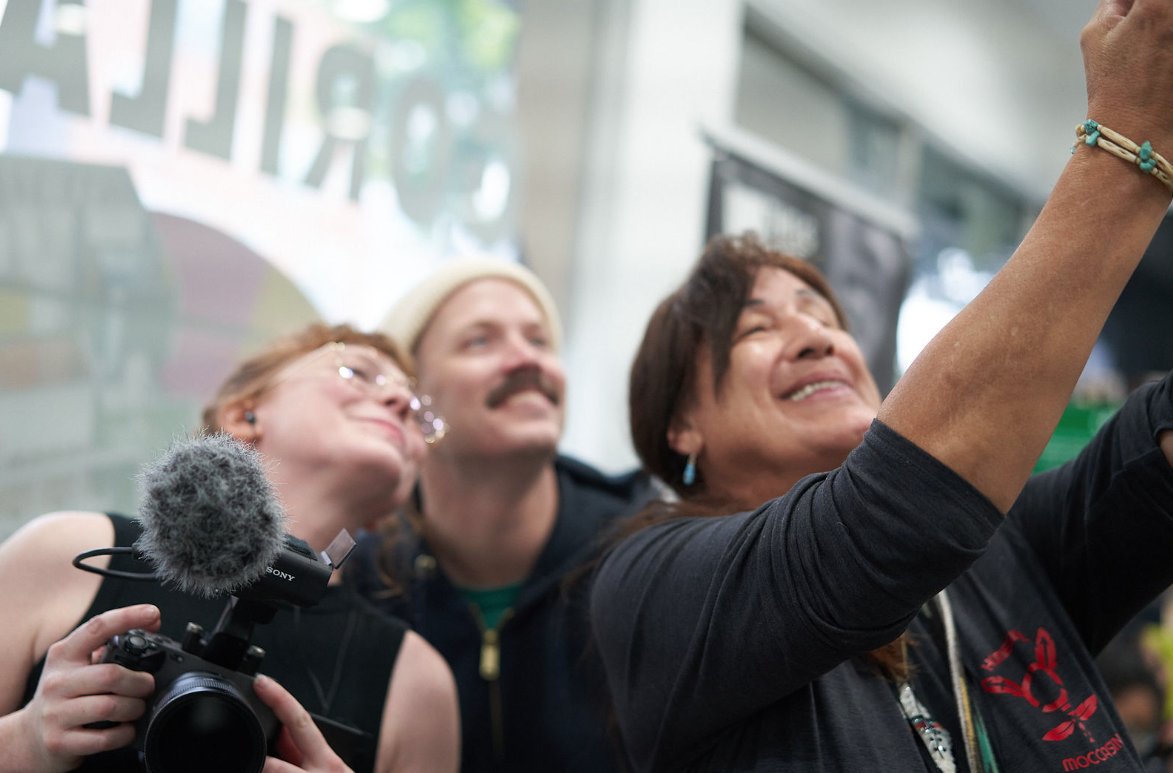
top-left (486, 368), bottom-right (561, 409)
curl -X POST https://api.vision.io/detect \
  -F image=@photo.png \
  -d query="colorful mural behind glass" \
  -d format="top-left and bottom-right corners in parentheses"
top-left (0, 0), bottom-right (522, 537)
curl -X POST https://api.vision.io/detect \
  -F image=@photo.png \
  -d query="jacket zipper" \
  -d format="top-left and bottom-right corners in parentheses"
top-left (469, 604), bottom-right (514, 761)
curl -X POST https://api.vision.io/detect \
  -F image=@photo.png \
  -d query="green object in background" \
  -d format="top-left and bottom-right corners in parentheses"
top-left (1034, 402), bottom-right (1122, 472)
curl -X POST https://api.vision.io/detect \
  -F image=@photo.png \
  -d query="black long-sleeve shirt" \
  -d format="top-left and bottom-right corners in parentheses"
top-left (591, 374), bottom-right (1173, 772)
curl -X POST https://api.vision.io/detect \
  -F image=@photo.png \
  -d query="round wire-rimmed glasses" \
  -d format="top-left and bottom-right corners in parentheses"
top-left (322, 342), bottom-right (448, 444)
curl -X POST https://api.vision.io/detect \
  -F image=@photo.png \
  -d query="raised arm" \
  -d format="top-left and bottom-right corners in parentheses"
top-left (879, 0), bottom-right (1173, 512)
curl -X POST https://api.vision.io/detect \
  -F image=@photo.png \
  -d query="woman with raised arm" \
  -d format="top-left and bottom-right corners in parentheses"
top-left (0, 323), bottom-right (460, 773)
top-left (591, 1), bottom-right (1173, 771)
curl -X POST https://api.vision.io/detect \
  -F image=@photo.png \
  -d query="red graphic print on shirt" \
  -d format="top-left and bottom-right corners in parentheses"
top-left (980, 627), bottom-right (1099, 743)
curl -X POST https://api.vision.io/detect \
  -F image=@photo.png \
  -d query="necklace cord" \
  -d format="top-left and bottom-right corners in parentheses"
top-left (938, 589), bottom-right (983, 773)
top-left (293, 604), bottom-right (359, 715)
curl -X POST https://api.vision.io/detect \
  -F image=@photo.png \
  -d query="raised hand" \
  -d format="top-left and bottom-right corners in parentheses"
top-left (1081, 0), bottom-right (1173, 151)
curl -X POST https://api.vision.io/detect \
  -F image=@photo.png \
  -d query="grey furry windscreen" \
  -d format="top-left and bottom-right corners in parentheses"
top-left (134, 432), bottom-right (287, 597)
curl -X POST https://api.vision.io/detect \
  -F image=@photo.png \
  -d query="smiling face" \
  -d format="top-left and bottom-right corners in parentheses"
top-left (244, 342), bottom-right (426, 509)
top-left (671, 267), bottom-right (881, 508)
top-left (413, 277), bottom-right (566, 462)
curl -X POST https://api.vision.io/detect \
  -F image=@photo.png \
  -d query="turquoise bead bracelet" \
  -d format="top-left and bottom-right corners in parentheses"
top-left (1074, 119), bottom-right (1173, 193)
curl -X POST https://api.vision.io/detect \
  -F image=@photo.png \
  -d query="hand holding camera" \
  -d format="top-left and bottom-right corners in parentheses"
top-left (15, 604), bottom-right (160, 773)
top-left (253, 675), bottom-right (357, 773)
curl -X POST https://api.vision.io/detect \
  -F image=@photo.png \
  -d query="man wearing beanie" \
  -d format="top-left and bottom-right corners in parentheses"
top-left (345, 256), bottom-right (653, 773)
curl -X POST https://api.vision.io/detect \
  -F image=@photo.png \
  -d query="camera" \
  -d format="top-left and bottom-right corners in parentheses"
top-left (84, 531), bottom-right (357, 773)
top-left (99, 627), bottom-right (277, 773)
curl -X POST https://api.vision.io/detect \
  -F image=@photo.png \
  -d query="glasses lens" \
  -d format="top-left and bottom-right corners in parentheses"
top-left (329, 343), bottom-right (445, 440)
top-left (411, 394), bottom-right (447, 444)
top-left (336, 350), bottom-right (411, 394)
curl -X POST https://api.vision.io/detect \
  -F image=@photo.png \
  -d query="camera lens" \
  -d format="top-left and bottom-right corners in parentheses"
top-left (142, 672), bottom-right (267, 773)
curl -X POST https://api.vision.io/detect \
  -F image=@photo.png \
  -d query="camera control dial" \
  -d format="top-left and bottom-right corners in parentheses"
top-left (124, 633), bottom-right (151, 656)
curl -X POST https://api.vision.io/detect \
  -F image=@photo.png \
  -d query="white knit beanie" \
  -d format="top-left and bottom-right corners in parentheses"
top-left (378, 256), bottom-right (563, 354)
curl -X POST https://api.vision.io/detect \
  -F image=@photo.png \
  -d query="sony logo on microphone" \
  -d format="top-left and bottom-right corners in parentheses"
top-left (266, 566), bottom-right (295, 582)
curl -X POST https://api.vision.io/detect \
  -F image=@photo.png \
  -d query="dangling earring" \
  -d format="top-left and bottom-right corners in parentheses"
top-left (682, 452), bottom-right (697, 486)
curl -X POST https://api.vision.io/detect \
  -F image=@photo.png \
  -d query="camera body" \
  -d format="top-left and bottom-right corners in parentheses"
top-left (100, 627), bottom-right (278, 773)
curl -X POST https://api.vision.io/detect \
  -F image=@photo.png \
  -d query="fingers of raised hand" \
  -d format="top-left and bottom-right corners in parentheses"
top-left (254, 676), bottom-right (352, 773)
top-left (1082, 0), bottom-right (1173, 149)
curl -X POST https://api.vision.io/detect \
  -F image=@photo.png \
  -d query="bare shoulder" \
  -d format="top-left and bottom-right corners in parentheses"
top-left (0, 511), bottom-right (114, 660)
top-left (0, 511), bottom-right (115, 585)
top-left (2, 510), bottom-right (113, 552)
top-left (392, 632), bottom-right (457, 694)
top-left (377, 631), bottom-right (460, 773)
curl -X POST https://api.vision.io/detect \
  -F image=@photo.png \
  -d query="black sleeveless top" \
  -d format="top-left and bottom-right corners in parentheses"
top-left (23, 513), bottom-right (407, 773)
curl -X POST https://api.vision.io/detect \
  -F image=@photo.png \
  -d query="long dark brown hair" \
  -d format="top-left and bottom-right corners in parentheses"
top-left (630, 233), bottom-right (848, 497)
top-left (623, 233), bottom-right (909, 679)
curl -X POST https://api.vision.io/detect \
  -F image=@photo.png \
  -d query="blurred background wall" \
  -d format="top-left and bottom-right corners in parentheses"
top-left (4, 0), bottom-right (1171, 540)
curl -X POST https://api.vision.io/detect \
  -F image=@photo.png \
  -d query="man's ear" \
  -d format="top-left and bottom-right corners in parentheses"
top-left (221, 401), bottom-right (259, 443)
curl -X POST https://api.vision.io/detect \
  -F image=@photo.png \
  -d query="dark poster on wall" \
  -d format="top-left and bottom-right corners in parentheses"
top-left (705, 145), bottom-right (912, 393)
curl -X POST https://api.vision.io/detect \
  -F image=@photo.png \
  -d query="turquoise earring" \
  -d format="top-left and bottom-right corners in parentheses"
top-left (683, 452), bottom-right (697, 486)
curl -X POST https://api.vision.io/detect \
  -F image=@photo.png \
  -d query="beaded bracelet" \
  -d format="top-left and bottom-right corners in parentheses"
top-left (1074, 119), bottom-right (1173, 193)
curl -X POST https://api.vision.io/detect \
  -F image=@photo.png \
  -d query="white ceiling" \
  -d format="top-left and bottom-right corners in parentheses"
top-left (746, 0), bottom-right (1102, 199)
top-left (1016, 0), bottom-right (1099, 42)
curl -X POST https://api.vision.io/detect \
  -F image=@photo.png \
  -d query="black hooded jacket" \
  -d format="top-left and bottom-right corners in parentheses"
top-left (346, 455), bottom-right (655, 773)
